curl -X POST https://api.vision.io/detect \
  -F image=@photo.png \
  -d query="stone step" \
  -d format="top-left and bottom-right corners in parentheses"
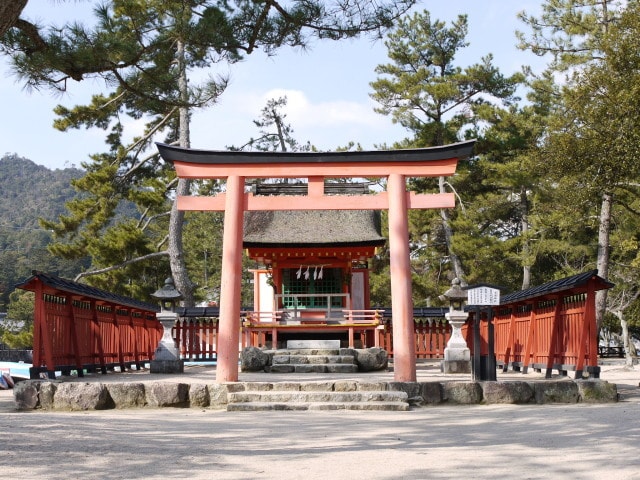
top-left (228, 390), bottom-right (408, 404)
top-left (271, 354), bottom-right (356, 365)
top-left (271, 349), bottom-right (345, 356)
top-left (227, 389), bottom-right (410, 411)
top-left (227, 401), bottom-right (409, 411)
top-left (267, 364), bottom-right (358, 373)
top-left (237, 380), bottom-right (390, 391)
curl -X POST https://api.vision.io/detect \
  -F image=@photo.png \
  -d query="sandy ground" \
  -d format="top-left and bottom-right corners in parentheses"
top-left (0, 361), bottom-right (639, 480)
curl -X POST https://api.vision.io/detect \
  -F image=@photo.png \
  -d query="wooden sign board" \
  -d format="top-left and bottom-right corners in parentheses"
top-left (467, 286), bottom-right (500, 306)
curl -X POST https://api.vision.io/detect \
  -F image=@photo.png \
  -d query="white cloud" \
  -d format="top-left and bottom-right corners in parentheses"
top-left (191, 87), bottom-right (404, 151)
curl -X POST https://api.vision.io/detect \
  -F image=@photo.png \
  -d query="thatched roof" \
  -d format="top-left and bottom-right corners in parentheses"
top-left (243, 210), bottom-right (386, 247)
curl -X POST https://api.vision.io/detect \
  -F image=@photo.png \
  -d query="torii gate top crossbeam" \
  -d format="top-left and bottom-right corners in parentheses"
top-left (156, 141), bottom-right (475, 179)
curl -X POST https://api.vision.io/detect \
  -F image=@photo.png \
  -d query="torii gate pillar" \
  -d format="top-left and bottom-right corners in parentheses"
top-left (216, 175), bottom-right (245, 382)
top-left (387, 174), bottom-right (416, 381)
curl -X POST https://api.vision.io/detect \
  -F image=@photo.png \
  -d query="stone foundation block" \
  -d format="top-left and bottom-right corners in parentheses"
top-left (354, 348), bottom-right (388, 372)
top-left (442, 381), bottom-right (482, 404)
top-left (54, 382), bottom-right (112, 411)
top-left (275, 382), bottom-right (303, 391)
top-left (419, 382), bottom-right (443, 405)
top-left (145, 382), bottom-right (189, 407)
top-left (482, 381), bottom-right (534, 404)
top-left (388, 382), bottom-right (423, 407)
top-left (325, 364), bottom-right (357, 373)
top-left (288, 355), bottom-right (311, 364)
top-left (295, 364), bottom-right (327, 373)
top-left (244, 382), bottom-right (274, 391)
top-left (576, 380), bottom-right (618, 403)
top-left (268, 365), bottom-right (295, 373)
top-left (356, 381), bottom-right (388, 391)
top-left (534, 381), bottom-right (579, 404)
top-left (13, 380), bottom-right (43, 410)
top-left (208, 383), bottom-right (230, 409)
top-left (240, 346), bottom-right (271, 372)
top-left (39, 381), bottom-right (57, 409)
top-left (189, 383), bottom-right (210, 408)
top-left (339, 348), bottom-right (357, 357)
top-left (106, 382), bottom-right (146, 408)
top-left (271, 355), bottom-right (290, 364)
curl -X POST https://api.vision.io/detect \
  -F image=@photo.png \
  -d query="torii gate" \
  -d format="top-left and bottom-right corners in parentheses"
top-left (156, 140), bottom-right (475, 382)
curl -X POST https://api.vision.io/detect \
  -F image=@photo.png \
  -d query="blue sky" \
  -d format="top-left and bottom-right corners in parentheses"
top-left (0, 1), bottom-right (546, 170)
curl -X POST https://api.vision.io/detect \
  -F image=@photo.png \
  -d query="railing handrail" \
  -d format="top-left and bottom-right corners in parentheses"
top-left (275, 293), bottom-right (349, 298)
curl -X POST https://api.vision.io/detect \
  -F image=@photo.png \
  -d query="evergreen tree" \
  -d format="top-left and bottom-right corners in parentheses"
top-left (8, 0), bottom-right (415, 305)
top-left (231, 96), bottom-right (313, 153)
top-left (518, 0), bottom-right (637, 330)
top-left (369, 10), bottom-right (523, 301)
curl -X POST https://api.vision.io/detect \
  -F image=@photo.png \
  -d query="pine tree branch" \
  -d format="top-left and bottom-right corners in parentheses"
top-left (0, 0), bottom-right (28, 38)
top-left (74, 251), bottom-right (169, 282)
top-left (139, 211), bottom-right (171, 231)
top-left (157, 234), bottom-right (169, 250)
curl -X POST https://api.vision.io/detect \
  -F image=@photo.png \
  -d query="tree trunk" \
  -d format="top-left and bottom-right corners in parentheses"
top-left (439, 176), bottom-right (466, 285)
top-left (595, 192), bottom-right (612, 332)
top-left (615, 311), bottom-right (635, 368)
top-left (168, 39), bottom-right (195, 306)
top-left (520, 186), bottom-right (531, 290)
top-left (0, 0), bottom-right (27, 37)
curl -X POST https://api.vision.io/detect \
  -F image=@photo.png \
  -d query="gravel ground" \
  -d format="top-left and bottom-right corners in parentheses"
top-left (0, 362), bottom-right (638, 480)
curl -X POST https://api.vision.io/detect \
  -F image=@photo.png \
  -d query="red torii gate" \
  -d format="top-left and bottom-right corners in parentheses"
top-left (156, 140), bottom-right (475, 382)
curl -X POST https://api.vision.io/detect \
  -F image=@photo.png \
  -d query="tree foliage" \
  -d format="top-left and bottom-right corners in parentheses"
top-left (2, 0), bottom-right (417, 307)
top-left (518, 0), bottom-right (639, 334)
top-left (369, 9), bottom-right (524, 303)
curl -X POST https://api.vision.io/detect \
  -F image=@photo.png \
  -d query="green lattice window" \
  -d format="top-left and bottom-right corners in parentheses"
top-left (281, 267), bottom-right (342, 308)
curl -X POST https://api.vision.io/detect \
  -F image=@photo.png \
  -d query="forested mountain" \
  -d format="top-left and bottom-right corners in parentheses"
top-left (0, 154), bottom-right (89, 308)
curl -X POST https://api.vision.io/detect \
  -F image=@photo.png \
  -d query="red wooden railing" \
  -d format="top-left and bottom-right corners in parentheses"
top-left (486, 289), bottom-right (600, 377)
top-left (380, 319), bottom-right (452, 359)
top-left (379, 273), bottom-right (609, 378)
top-left (18, 272), bottom-right (162, 379)
top-left (173, 318), bottom-right (219, 361)
top-left (20, 271), bottom-right (609, 379)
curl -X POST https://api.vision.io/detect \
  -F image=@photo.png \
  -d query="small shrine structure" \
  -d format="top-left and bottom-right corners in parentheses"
top-left (156, 140), bottom-right (476, 382)
top-left (242, 205), bottom-right (386, 349)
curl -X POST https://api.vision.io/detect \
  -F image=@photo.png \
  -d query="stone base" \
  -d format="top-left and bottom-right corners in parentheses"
top-left (287, 339), bottom-right (341, 349)
top-left (441, 359), bottom-right (471, 374)
top-left (150, 359), bottom-right (184, 374)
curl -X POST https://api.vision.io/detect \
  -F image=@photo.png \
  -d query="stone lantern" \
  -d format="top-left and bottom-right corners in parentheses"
top-left (439, 278), bottom-right (471, 374)
top-left (150, 277), bottom-right (184, 374)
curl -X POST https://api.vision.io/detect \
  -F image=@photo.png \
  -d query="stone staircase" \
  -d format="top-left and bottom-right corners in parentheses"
top-left (226, 380), bottom-right (410, 411)
top-left (267, 348), bottom-right (359, 374)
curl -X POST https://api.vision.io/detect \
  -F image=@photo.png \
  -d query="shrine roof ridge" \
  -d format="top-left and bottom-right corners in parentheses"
top-left (156, 140), bottom-right (475, 165)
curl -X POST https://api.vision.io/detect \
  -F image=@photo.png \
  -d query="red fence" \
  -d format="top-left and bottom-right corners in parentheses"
top-left (486, 289), bottom-right (599, 377)
top-left (20, 270), bottom-right (610, 380)
top-left (173, 318), bottom-right (219, 361)
top-left (379, 319), bottom-right (452, 359)
top-left (380, 272), bottom-right (610, 378)
top-left (18, 272), bottom-right (162, 379)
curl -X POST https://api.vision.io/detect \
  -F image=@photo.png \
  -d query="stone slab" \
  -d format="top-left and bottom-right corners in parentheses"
top-left (287, 340), bottom-right (341, 349)
top-left (150, 359), bottom-right (184, 374)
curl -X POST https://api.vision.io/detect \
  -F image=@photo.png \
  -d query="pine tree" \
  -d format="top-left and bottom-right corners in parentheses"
top-left (369, 10), bottom-right (522, 300)
top-left (518, 0), bottom-right (638, 330)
